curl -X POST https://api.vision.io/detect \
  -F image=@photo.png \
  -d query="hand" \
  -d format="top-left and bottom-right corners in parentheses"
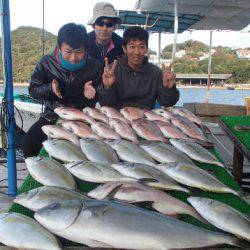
top-left (102, 57), bottom-right (118, 90)
top-left (51, 79), bottom-right (62, 99)
top-left (84, 80), bottom-right (96, 99)
top-left (162, 63), bottom-right (176, 88)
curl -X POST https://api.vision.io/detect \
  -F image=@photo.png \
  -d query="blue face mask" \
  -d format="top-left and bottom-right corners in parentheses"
top-left (58, 49), bottom-right (88, 71)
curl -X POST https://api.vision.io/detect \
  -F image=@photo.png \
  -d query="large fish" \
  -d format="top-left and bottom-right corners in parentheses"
top-left (43, 139), bottom-right (87, 162)
top-left (131, 118), bottom-right (167, 142)
top-left (83, 107), bottom-right (109, 124)
top-left (105, 139), bottom-right (156, 167)
top-left (65, 160), bottom-right (134, 183)
top-left (14, 186), bottom-right (89, 211)
top-left (25, 156), bottom-right (76, 189)
top-left (35, 200), bottom-right (243, 249)
top-left (91, 121), bottom-right (121, 140)
top-left (61, 120), bottom-right (101, 139)
top-left (170, 139), bottom-right (225, 168)
top-left (109, 118), bottom-right (138, 143)
top-left (0, 212), bottom-right (61, 250)
top-left (88, 182), bottom-right (202, 220)
top-left (188, 197), bottom-right (250, 241)
top-left (54, 107), bottom-right (94, 124)
top-left (42, 125), bottom-right (80, 147)
top-left (80, 138), bottom-right (119, 165)
top-left (140, 141), bottom-right (193, 164)
top-left (100, 106), bottom-right (129, 123)
top-left (111, 162), bottom-right (189, 192)
top-left (120, 107), bottom-right (144, 121)
top-left (156, 162), bottom-right (239, 196)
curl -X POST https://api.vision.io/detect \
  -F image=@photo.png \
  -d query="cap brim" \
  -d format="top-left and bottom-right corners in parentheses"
top-left (87, 15), bottom-right (122, 25)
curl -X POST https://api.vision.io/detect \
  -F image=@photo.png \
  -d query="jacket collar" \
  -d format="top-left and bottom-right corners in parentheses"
top-left (119, 54), bottom-right (149, 73)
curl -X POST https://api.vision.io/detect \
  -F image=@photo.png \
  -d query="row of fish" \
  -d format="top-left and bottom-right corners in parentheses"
top-left (50, 106), bottom-right (212, 146)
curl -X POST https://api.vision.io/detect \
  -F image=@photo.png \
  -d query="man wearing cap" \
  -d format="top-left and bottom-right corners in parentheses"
top-left (87, 2), bottom-right (123, 65)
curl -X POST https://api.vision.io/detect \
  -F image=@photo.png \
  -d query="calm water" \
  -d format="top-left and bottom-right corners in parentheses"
top-left (1, 86), bottom-right (250, 106)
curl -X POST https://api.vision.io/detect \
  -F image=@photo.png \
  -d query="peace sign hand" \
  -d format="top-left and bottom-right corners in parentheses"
top-left (102, 57), bottom-right (118, 90)
top-left (162, 63), bottom-right (176, 88)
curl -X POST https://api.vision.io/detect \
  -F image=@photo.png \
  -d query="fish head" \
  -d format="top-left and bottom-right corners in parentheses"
top-left (14, 188), bottom-right (40, 205)
top-left (188, 196), bottom-right (213, 208)
top-left (35, 200), bottom-right (82, 231)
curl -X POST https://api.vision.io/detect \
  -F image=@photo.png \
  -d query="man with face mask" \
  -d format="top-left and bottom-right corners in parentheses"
top-left (87, 2), bottom-right (123, 65)
top-left (22, 23), bottom-right (102, 158)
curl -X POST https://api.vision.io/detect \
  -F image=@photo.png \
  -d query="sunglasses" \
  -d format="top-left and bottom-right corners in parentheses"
top-left (95, 20), bottom-right (115, 28)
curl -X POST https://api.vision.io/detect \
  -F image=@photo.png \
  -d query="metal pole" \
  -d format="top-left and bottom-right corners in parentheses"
top-left (171, 0), bottom-right (178, 68)
top-left (158, 32), bottom-right (161, 66)
top-left (0, 0), bottom-right (17, 196)
top-left (206, 30), bottom-right (213, 103)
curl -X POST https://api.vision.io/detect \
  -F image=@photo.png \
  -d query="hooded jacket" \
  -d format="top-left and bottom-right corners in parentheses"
top-left (29, 48), bottom-right (102, 112)
top-left (97, 55), bottom-right (180, 109)
top-left (87, 31), bottom-right (123, 65)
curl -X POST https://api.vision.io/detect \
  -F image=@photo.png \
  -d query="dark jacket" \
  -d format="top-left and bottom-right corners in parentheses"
top-left (87, 31), bottom-right (123, 65)
top-left (29, 48), bottom-right (102, 112)
top-left (97, 55), bottom-right (180, 110)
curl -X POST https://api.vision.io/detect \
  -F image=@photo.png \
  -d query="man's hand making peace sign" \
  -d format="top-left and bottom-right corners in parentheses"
top-left (102, 57), bottom-right (118, 90)
top-left (162, 63), bottom-right (176, 88)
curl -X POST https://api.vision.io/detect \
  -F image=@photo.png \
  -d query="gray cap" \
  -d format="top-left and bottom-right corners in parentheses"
top-left (87, 2), bottom-right (122, 25)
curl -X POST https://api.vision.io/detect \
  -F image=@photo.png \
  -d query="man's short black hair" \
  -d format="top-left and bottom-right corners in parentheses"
top-left (57, 23), bottom-right (88, 49)
top-left (122, 27), bottom-right (149, 47)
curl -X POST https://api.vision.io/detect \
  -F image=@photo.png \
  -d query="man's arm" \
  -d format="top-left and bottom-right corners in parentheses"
top-left (156, 70), bottom-right (180, 107)
top-left (28, 57), bottom-right (60, 100)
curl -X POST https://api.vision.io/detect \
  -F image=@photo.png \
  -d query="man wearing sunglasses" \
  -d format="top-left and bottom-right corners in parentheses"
top-left (87, 2), bottom-right (123, 65)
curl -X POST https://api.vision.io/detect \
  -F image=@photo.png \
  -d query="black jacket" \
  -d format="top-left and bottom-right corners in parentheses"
top-left (87, 31), bottom-right (123, 65)
top-left (97, 55), bottom-right (180, 110)
top-left (29, 48), bottom-right (102, 112)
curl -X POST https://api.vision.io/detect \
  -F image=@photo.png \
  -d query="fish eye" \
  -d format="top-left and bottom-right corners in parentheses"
top-left (49, 203), bottom-right (61, 210)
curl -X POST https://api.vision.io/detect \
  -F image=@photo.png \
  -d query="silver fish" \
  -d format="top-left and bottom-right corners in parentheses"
top-left (156, 162), bottom-right (239, 196)
top-left (188, 196), bottom-right (250, 241)
top-left (14, 186), bottom-right (88, 211)
top-left (80, 138), bottom-right (119, 165)
top-left (43, 139), bottom-right (87, 162)
top-left (25, 156), bottom-right (76, 189)
top-left (0, 212), bottom-right (61, 250)
top-left (105, 139), bottom-right (156, 167)
top-left (35, 200), bottom-right (242, 249)
top-left (170, 139), bottom-right (225, 168)
top-left (140, 141), bottom-right (193, 164)
top-left (111, 162), bottom-right (189, 192)
top-left (65, 160), bottom-right (134, 183)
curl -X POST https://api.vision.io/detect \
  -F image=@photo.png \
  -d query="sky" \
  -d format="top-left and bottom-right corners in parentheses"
top-left (9, 0), bottom-right (250, 53)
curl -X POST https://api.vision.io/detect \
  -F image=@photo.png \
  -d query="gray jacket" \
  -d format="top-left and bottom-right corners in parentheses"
top-left (97, 55), bottom-right (179, 109)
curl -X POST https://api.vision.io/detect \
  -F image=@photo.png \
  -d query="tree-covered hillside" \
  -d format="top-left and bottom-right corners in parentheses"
top-left (162, 40), bottom-right (250, 83)
top-left (0, 26), bottom-right (56, 82)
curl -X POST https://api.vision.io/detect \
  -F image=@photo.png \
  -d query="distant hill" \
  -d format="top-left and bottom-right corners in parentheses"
top-left (0, 27), bottom-right (249, 83)
top-left (162, 40), bottom-right (250, 83)
top-left (0, 26), bottom-right (56, 82)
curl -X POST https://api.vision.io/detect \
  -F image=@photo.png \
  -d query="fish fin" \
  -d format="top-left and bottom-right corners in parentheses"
top-left (83, 204), bottom-right (109, 218)
top-left (83, 239), bottom-right (114, 248)
top-left (138, 178), bottom-right (159, 183)
top-left (105, 184), bottom-right (124, 199)
top-left (133, 201), bottom-right (157, 211)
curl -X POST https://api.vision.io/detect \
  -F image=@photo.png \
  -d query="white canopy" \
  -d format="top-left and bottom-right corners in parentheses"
top-left (135, 0), bottom-right (250, 30)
